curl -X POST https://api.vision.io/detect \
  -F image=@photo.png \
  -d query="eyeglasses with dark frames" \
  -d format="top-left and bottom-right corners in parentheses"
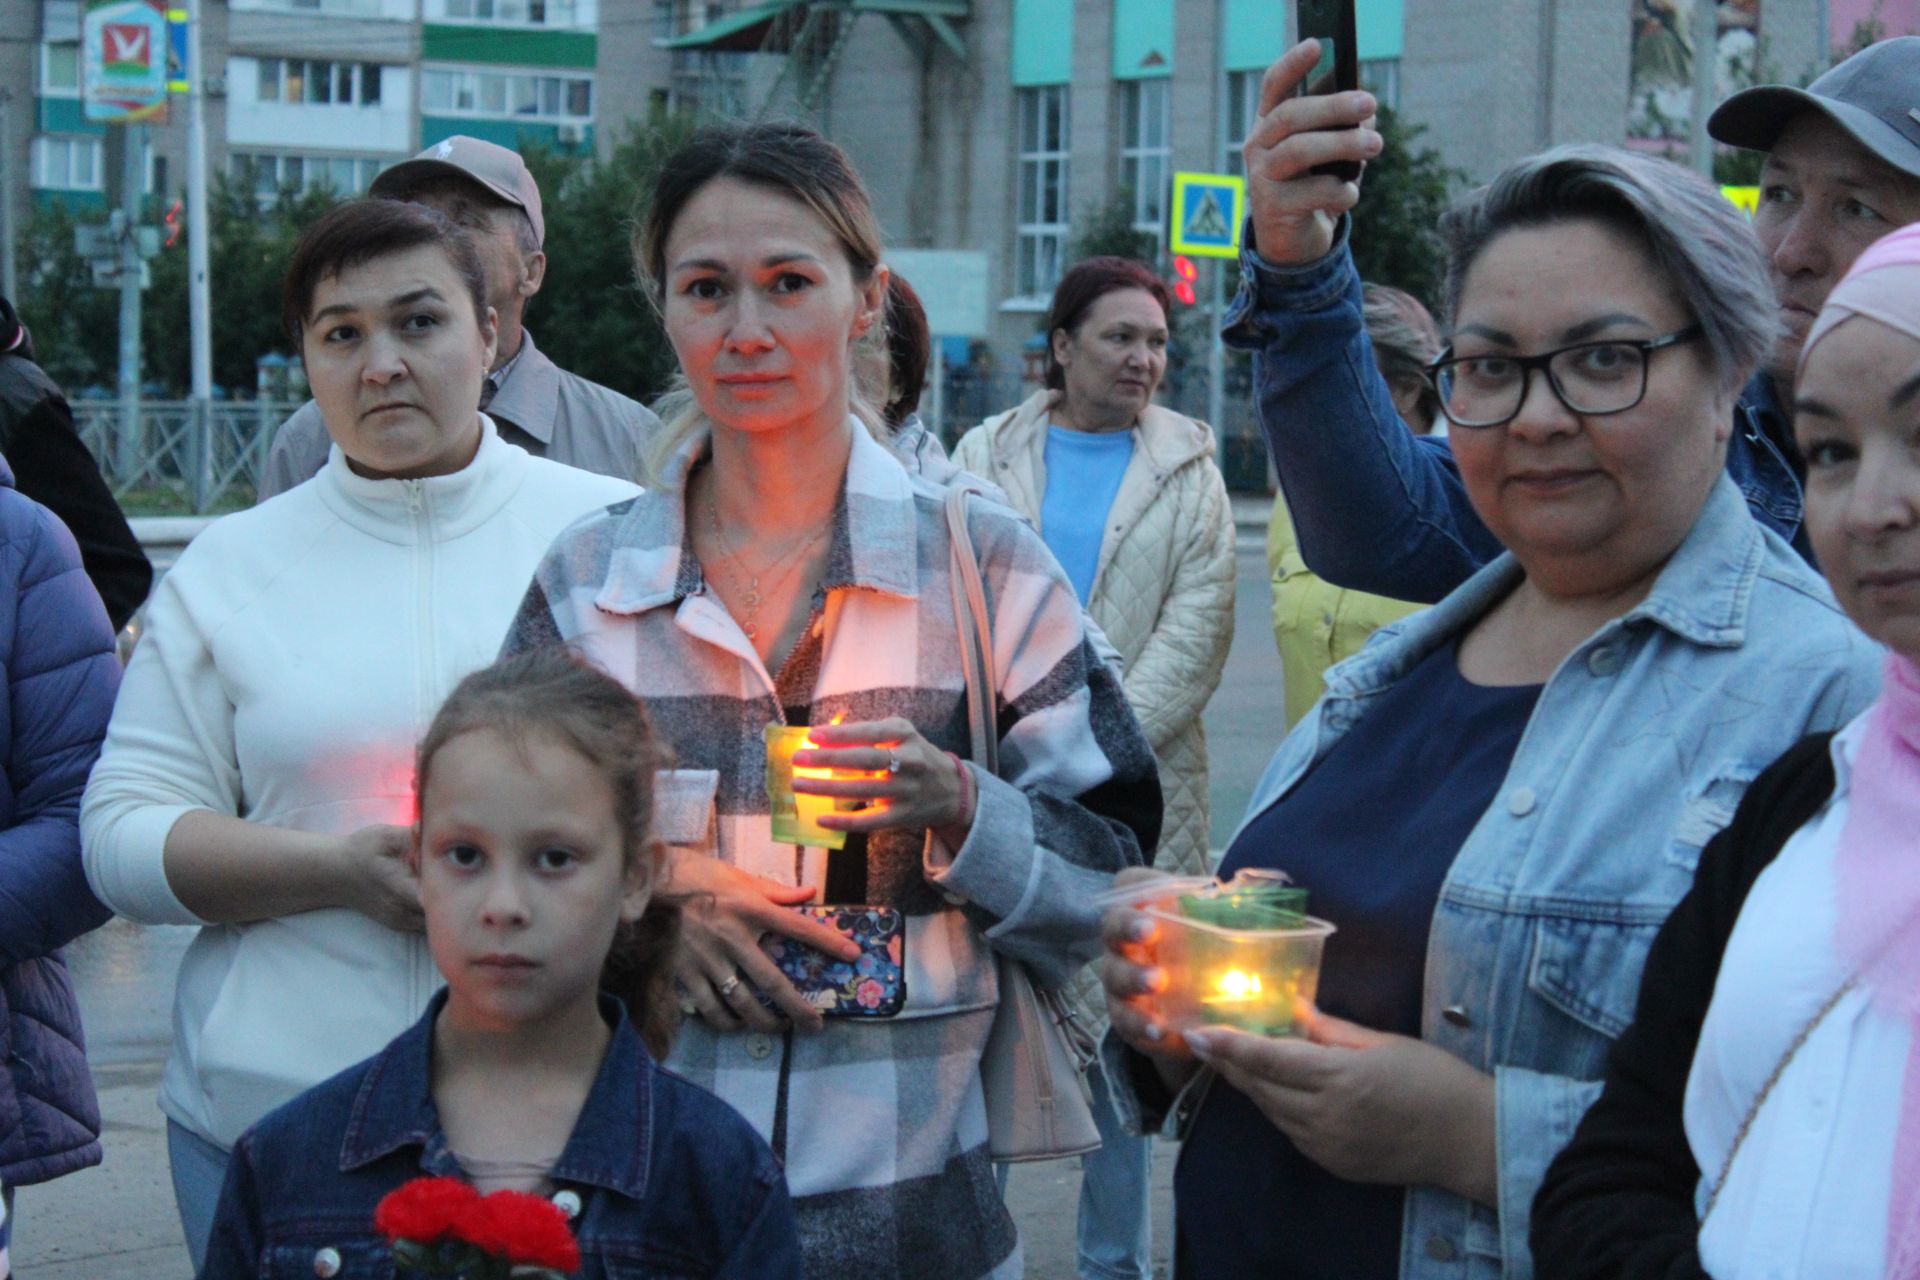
top-left (1422, 324), bottom-right (1706, 429)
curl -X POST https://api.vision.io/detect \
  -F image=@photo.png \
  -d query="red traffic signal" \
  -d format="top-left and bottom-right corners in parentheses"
top-left (163, 199), bottom-right (184, 248)
top-left (1171, 254), bottom-right (1198, 306)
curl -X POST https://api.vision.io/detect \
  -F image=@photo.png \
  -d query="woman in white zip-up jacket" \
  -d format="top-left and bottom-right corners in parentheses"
top-left (79, 200), bottom-right (639, 1266)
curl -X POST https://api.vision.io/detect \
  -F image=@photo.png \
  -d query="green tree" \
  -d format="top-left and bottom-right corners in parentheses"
top-left (520, 110), bottom-right (703, 404)
top-left (14, 201), bottom-right (120, 393)
top-left (1349, 105), bottom-right (1460, 306)
top-left (142, 170), bottom-right (339, 394)
top-left (1068, 189), bottom-right (1161, 266)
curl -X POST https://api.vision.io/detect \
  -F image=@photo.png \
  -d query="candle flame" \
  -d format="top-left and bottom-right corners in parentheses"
top-left (1217, 969), bottom-right (1262, 999)
top-left (801, 712), bottom-right (849, 753)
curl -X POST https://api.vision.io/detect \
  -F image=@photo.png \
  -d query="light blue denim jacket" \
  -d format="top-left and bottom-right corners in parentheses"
top-left (1115, 476), bottom-right (1879, 1279)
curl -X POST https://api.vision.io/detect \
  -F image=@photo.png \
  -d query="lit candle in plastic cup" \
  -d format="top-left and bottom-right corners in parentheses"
top-left (1142, 896), bottom-right (1335, 1038)
top-left (764, 724), bottom-right (850, 850)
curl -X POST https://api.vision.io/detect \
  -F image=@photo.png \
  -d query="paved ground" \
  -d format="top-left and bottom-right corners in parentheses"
top-left (17, 505), bottom-right (1282, 1279)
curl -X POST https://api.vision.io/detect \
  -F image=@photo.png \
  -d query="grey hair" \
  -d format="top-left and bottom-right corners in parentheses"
top-left (1438, 144), bottom-right (1776, 394)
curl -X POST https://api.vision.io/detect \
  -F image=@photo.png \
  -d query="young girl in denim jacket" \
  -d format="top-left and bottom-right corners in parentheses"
top-left (198, 648), bottom-right (802, 1279)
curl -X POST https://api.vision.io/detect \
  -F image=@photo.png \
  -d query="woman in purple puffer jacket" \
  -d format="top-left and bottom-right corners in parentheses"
top-left (0, 449), bottom-right (122, 1273)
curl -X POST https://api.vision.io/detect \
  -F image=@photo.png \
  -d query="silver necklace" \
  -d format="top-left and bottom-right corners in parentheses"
top-left (702, 484), bottom-right (827, 641)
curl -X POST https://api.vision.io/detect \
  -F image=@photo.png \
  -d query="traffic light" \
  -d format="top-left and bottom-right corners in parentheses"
top-left (1171, 255), bottom-right (1198, 306)
top-left (163, 199), bottom-right (184, 248)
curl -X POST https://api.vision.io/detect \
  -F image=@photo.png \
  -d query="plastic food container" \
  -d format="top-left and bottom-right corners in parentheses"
top-left (1129, 870), bottom-right (1333, 1038)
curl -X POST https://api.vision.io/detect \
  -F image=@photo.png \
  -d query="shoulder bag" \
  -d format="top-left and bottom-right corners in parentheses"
top-left (944, 483), bottom-right (1101, 1163)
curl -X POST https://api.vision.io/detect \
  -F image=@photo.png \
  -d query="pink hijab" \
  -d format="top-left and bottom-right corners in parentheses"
top-left (1799, 221), bottom-right (1920, 1278)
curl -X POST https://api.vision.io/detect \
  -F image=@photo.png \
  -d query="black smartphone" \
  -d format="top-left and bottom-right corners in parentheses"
top-left (1296, 0), bottom-right (1362, 182)
top-left (760, 905), bottom-right (907, 1018)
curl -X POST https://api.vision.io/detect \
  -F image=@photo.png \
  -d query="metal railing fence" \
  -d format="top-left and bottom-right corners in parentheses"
top-left (72, 400), bottom-right (299, 516)
top-left (74, 366), bottom-right (1274, 518)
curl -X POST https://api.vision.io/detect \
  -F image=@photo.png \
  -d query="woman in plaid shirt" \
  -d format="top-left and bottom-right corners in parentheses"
top-left (504, 123), bottom-right (1161, 1277)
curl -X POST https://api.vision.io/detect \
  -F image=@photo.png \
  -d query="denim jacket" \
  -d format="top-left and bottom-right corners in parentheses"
top-left (198, 993), bottom-right (801, 1280)
top-left (1220, 221), bottom-right (1814, 604)
top-left (1164, 477), bottom-right (1877, 1280)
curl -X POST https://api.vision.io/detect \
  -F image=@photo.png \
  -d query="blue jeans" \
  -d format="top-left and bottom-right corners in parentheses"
top-left (1077, 1060), bottom-right (1153, 1280)
top-left (168, 1119), bottom-right (230, 1272)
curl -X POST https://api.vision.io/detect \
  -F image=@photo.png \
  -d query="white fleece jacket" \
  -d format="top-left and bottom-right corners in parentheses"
top-left (81, 423), bottom-right (638, 1148)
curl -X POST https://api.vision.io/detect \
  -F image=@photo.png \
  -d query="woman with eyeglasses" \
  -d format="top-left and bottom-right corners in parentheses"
top-left (1096, 146), bottom-right (1881, 1279)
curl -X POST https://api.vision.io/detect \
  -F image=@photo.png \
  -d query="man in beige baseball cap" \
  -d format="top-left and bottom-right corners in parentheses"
top-left (258, 135), bottom-right (658, 498)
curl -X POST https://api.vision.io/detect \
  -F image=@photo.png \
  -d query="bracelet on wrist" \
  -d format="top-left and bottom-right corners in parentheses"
top-left (946, 752), bottom-right (974, 830)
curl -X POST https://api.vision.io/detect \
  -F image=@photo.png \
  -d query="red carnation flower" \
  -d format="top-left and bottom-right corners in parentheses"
top-left (454, 1189), bottom-right (581, 1273)
top-left (375, 1177), bottom-right (481, 1246)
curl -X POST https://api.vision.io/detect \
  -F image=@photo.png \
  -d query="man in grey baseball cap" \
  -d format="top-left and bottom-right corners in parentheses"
top-left (1709, 36), bottom-right (1920, 406)
top-left (257, 136), bottom-right (658, 499)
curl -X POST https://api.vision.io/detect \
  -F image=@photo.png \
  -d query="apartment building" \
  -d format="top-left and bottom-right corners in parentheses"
top-left (2, 1), bottom-right (1893, 374)
top-left (4, 0), bottom-right (602, 223)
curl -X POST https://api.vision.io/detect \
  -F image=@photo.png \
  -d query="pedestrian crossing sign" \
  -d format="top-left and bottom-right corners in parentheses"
top-left (1170, 172), bottom-right (1246, 259)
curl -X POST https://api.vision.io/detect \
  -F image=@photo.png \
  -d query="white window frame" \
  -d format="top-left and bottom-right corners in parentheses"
top-left (438, 0), bottom-right (583, 28)
top-left (1223, 68), bottom-right (1262, 179)
top-left (419, 66), bottom-right (594, 123)
top-left (40, 42), bottom-right (81, 98)
top-left (1360, 58), bottom-right (1401, 111)
top-left (230, 151), bottom-right (389, 204)
top-left (31, 136), bottom-right (105, 191)
top-left (232, 0), bottom-right (387, 15)
top-left (1014, 84), bottom-right (1071, 303)
top-left (1119, 78), bottom-right (1171, 248)
top-left (253, 58), bottom-right (386, 107)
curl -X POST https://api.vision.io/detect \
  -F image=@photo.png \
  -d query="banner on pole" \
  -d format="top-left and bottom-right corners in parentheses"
top-left (1169, 172), bottom-right (1246, 259)
top-left (84, 0), bottom-right (170, 123)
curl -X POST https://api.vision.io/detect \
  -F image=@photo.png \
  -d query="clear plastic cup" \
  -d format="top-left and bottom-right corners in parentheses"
top-left (763, 724), bottom-right (850, 850)
top-left (1143, 884), bottom-right (1334, 1037)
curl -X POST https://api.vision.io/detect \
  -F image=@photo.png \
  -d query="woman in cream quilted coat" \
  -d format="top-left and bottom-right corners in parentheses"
top-left (955, 255), bottom-right (1235, 1280)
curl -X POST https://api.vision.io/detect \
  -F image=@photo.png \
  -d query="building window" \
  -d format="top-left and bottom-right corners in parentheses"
top-left (1360, 58), bottom-right (1401, 111)
top-left (32, 136), bottom-right (105, 191)
top-left (40, 42), bottom-right (81, 97)
top-left (1015, 84), bottom-right (1070, 300)
top-left (667, 49), bottom-right (749, 118)
top-left (1119, 79), bottom-right (1170, 246)
top-left (1223, 68), bottom-right (1262, 178)
top-left (254, 58), bottom-right (386, 107)
top-left (441, 0), bottom-right (581, 25)
top-left (231, 151), bottom-right (387, 204)
top-left (420, 67), bottom-right (594, 122)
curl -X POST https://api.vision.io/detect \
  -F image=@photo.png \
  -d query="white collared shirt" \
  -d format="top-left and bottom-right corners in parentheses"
top-left (1685, 713), bottom-right (1911, 1279)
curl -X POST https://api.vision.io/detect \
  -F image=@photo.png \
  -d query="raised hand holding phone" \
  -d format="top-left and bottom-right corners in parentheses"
top-left (1242, 36), bottom-right (1382, 266)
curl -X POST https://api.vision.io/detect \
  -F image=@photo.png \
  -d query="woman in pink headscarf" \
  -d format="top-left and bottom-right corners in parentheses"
top-left (1533, 222), bottom-right (1920, 1280)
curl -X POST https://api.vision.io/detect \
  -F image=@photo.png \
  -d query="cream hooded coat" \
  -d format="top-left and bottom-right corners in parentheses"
top-left (954, 389), bottom-right (1236, 880)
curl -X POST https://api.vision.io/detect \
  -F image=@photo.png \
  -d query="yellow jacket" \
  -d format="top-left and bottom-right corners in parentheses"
top-left (1267, 491), bottom-right (1422, 727)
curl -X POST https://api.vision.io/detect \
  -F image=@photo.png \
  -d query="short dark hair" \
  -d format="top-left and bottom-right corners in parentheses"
top-left (1044, 257), bottom-right (1171, 391)
top-left (415, 646), bottom-right (683, 1059)
top-left (882, 272), bottom-right (930, 428)
top-left (280, 198), bottom-right (488, 347)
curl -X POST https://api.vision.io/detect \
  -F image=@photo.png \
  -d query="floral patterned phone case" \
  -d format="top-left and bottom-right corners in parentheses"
top-left (761, 906), bottom-right (906, 1018)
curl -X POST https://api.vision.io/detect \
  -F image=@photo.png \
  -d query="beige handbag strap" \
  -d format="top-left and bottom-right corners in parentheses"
top-left (1700, 977), bottom-right (1857, 1222)
top-left (945, 484), bottom-right (998, 773)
